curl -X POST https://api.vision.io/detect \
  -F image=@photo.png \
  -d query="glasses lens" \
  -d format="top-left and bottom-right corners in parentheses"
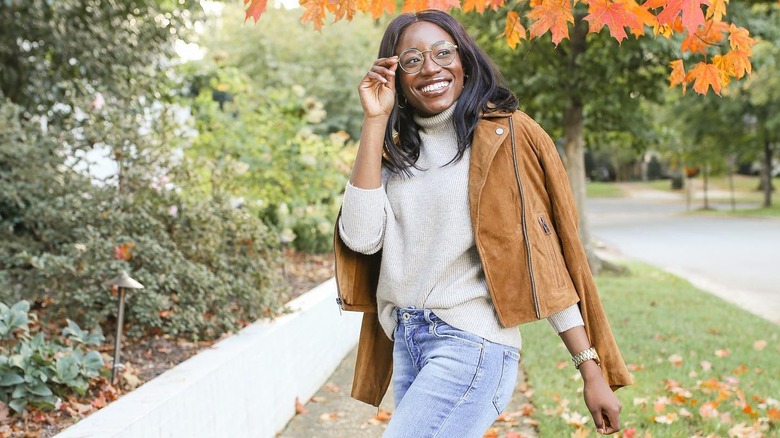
top-left (431, 41), bottom-right (456, 66)
top-left (400, 49), bottom-right (423, 74)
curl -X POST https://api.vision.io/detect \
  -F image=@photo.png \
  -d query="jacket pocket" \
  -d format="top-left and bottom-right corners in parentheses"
top-left (533, 213), bottom-right (566, 289)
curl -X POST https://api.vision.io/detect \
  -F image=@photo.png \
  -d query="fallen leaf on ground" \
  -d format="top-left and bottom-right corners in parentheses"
top-left (668, 354), bottom-right (683, 367)
top-left (373, 408), bottom-right (392, 422)
top-left (310, 396), bottom-right (326, 403)
top-left (318, 411), bottom-right (344, 421)
top-left (506, 432), bottom-right (524, 438)
top-left (295, 397), bottom-right (308, 414)
top-left (714, 348), bottom-right (730, 358)
top-left (325, 383), bottom-right (341, 393)
top-left (482, 427), bottom-right (499, 438)
top-left (752, 340), bottom-right (767, 351)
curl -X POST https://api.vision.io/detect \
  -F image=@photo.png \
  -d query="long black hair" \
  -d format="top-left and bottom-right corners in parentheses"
top-left (377, 10), bottom-right (518, 175)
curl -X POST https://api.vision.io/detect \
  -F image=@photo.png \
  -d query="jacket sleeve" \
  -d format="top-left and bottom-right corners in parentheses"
top-left (526, 116), bottom-right (633, 391)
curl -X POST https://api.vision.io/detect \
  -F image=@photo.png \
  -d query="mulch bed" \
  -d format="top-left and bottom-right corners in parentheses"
top-left (0, 250), bottom-right (335, 438)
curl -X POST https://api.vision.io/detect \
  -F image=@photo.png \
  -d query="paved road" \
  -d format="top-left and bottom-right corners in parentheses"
top-left (587, 194), bottom-right (780, 324)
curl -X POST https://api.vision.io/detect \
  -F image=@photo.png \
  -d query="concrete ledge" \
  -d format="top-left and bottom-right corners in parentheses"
top-left (56, 278), bottom-right (362, 438)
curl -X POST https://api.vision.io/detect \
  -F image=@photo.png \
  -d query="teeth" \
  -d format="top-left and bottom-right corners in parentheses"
top-left (421, 81), bottom-right (449, 93)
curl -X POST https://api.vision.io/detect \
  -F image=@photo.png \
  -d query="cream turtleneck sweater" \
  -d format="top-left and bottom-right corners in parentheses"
top-left (338, 104), bottom-right (583, 349)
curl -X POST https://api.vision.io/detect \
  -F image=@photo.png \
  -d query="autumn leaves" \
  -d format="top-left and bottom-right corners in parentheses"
top-left (245, 0), bottom-right (757, 97)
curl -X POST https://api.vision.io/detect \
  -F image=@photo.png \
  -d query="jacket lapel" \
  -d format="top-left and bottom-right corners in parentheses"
top-left (468, 116), bottom-right (510, 228)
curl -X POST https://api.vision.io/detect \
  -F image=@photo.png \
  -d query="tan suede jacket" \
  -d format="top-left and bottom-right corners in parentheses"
top-left (334, 110), bottom-right (632, 407)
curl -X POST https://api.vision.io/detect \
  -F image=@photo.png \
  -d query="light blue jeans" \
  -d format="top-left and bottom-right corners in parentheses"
top-left (384, 308), bottom-right (520, 438)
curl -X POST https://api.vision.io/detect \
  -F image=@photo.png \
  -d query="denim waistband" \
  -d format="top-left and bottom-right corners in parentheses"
top-left (396, 307), bottom-right (441, 325)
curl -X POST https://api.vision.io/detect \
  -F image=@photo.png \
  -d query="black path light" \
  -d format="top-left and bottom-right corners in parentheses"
top-left (107, 271), bottom-right (144, 385)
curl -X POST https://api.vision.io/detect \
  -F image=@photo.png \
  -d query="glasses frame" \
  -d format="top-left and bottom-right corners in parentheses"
top-left (397, 41), bottom-right (459, 75)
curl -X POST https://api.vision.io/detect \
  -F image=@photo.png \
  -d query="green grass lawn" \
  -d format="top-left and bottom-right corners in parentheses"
top-left (520, 262), bottom-right (780, 437)
top-left (586, 182), bottom-right (626, 198)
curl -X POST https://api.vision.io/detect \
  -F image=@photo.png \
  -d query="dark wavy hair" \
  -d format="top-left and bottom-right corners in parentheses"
top-left (377, 10), bottom-right (518, 175)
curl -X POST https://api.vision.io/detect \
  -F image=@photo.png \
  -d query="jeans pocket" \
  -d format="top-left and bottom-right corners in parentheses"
top-left (492, 349), bottom-right (520, 414)
top-left (431, 320), bottom-right (485, 349)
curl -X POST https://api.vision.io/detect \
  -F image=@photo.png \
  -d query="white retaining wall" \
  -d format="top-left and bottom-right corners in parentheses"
top-left (56, 278), bottom-right (362, 438)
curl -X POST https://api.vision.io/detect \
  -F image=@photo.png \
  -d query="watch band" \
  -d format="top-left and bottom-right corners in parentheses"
top-left (572, 347), bottom-right (600, 369)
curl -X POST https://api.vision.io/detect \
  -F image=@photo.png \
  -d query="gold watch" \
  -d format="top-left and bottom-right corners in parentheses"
top-left (572, 347), bottom-right (600, 369)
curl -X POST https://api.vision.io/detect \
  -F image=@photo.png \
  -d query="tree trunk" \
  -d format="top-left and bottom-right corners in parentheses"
top-left (563, 102), bottom-right (602, 274)
top-left (761, 139), bottom-right (773, 208)
top-left (561, 16), bottom-right (606, 274)
top-left (703, 162), bottom-right (710, 210)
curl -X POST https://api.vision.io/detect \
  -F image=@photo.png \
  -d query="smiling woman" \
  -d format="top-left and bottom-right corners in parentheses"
top-left (335, 9), bottom-right (631, 438)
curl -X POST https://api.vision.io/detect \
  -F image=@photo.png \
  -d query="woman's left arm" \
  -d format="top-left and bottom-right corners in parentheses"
top-left (558, 326), bottom-right (622, 435)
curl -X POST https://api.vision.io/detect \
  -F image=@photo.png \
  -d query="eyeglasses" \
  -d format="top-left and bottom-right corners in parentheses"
top-left (398, 41), bottom-right (459, 75)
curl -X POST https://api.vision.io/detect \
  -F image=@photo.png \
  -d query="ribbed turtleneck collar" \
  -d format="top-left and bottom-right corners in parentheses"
top-left (414, 103), bottom-right (456, 136)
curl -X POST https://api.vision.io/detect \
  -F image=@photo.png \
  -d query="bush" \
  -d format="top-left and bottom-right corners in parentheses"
top-left (0, 97), bottom-right (289, 339)
top-left (0, 301), bottom-right (104, 413)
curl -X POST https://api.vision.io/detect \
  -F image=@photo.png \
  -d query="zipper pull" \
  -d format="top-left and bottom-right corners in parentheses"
top-left (539, 216), bottom-right (551, 234)
top-left (335, 296), bottom-right (343, 315)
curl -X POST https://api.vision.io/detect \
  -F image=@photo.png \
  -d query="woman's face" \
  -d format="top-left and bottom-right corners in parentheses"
top-left (396, 21), bottom-right (464, 117)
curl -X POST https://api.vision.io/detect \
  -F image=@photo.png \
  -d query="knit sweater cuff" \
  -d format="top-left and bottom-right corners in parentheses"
top-left (546, 303), bottom-right (584, 333)
top-left (337, 181), bottom-right (387, 254)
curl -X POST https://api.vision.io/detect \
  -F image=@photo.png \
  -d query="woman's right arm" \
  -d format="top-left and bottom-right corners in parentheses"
top-left (338, 57), bottom-right (399, 254)
top-left (350, 56), bottom-right (399, 189)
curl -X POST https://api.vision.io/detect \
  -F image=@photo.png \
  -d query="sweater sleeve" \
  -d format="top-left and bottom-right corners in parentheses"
top-left (546, 303), bottom-right (584, 333)
top-left (337, 181), bottom-right (388, 255)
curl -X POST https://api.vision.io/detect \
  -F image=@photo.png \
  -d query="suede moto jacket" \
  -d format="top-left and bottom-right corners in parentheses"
top-left (334, 110), bottom-right (632, 407)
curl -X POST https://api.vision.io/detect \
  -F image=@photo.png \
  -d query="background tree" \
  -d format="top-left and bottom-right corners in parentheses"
top-left (460, 9), bottom-right (673, 271)
top-left (245, 0), bottom-right (756, 273)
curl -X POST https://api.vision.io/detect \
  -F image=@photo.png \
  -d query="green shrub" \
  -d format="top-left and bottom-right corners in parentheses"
top-left (0, 301), bottom-right (104, 413)
top-left (0, 97), bottom-right (289, 339)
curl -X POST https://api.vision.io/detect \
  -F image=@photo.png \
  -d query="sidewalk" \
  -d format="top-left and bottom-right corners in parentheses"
top-left (279, 347), bottom-right (539, 437)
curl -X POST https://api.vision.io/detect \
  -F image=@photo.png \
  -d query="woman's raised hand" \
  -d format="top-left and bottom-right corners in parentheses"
top-left (358, 57), bottom-right (399, 120)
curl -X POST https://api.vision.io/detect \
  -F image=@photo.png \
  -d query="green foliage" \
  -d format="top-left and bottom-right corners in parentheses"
top-left (200, 4), bottom-right (386, 139)
top-left (182, 67), bottom-right (355, 254)
top-left (0, 0), bottom-right (291, 338)
top-left (0, 301), bottom-right (104, 413)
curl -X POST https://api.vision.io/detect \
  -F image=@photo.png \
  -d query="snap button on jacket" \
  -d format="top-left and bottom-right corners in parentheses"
top-left (334, 110), bottom-right (633, 407)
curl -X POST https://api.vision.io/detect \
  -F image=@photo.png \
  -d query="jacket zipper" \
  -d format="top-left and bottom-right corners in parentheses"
top-left (332, 224), bottom-right (344, 315)
top-left (539, 216), bottom-right (551, 234)
top-left (508, 117), bottom-right (541, 319)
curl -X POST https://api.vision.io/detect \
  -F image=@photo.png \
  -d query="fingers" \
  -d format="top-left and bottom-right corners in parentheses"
top-left (592, 405), bottom-right (621, 435)
top-left (364, 57), bottom-right (398, 85)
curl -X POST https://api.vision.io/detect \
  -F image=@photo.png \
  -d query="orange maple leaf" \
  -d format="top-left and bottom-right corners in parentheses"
top-left (427, 0), bottom-right (462, 11)
top-left (680, 20), bottom-right (728, 54)
top-left (244, 0), bottom-right (268, 22)
top-left (369, 0), bottom-right (395, 19)
top-left (527, 0), bottom-right (574, 46)
top-left (654, 15), bottom-right (684, 38)
top-left (583, 0), bottom-right (641, 43)
top-left (463, 0), bottom-right (488, 13)
top-left (686, 61), bottom-right (724, 95)
top-left (728, 24), bottom-right (756, 54)
top-left (648, 0), bottom-right (708, 34)
top-left (487, 0), bottom-right (505, 10)
top-left (504, 11), bottom-right (528, 48)
top-left (717, 49), bottom-right (751, 79)
top-left (334, 0), bottom-right (359, 22)
top-left (622, 0), bottom-right (657, 37)
top-left (300, 0), bottom-right (329, 30)
top-left (706, 0), bottom-right (728, 22)
top-left (402, 0), bottom-right (428, 13)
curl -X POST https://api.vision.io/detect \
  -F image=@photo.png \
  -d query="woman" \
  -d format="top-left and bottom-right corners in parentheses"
top-left (334, 9), bottom-right (631, 437)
